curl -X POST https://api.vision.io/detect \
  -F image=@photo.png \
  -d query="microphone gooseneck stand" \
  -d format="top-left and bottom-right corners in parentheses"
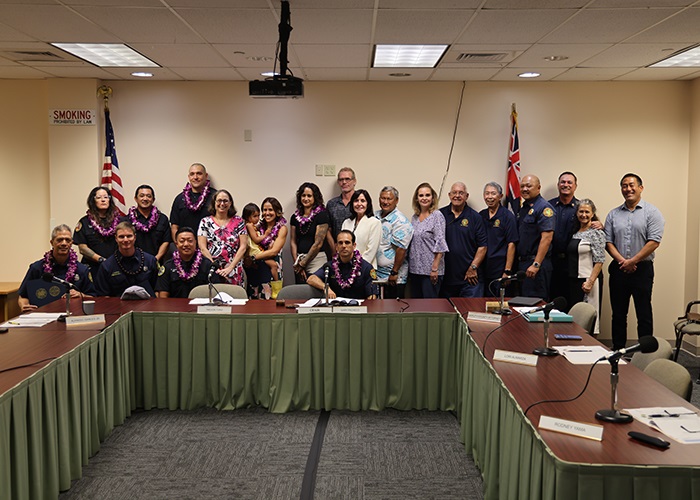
top-left (533, 308), bottom-right (559, 356)
top-left (595, 358), bottom-right (633, 423)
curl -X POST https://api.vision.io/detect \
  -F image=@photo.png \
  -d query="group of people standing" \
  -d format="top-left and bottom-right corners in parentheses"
top-left (18, 163), bottom-right (664, 351)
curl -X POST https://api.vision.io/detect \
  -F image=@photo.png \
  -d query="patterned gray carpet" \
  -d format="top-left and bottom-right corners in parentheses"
top-left (59, 408), bottom-right (484, 500)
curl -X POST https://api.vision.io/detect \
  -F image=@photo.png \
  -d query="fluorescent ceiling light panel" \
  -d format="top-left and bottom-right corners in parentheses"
top-left (51, 43), bottom-right (159, 67)
top-left (650, 45), bottom-right (700, 67)
top-left (373, 45), bottom-right (448, 68)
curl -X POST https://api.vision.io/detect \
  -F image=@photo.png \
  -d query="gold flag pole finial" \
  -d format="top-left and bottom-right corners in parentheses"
top-left (97, 85), bottom-right (112, 110)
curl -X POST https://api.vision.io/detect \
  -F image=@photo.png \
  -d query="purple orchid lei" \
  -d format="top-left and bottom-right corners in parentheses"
top-left (86, 211), bottom-right (119, 237)
top-left (128, 206), bottom-right (160, 232)
top-left (173, 249), bottom-right (203, 281)
top-left (183, 180), bottom-right (211, 212)
top-left (258, 217), bottom-right (287, 250)
top-left (332, 249), bottom-right (362, 289)
top-left (43, 248), bottom-right (78, 283)
top-left (293, 205), bottom-right (323, 228)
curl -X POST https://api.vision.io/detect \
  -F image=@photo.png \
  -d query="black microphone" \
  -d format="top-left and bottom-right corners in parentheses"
top-left (208, 259), bottom-right (222, 281)
top-left (530, 296), bottom-right (567, 314)
top-left (42, 272), bottom-right (75, 289)
top-left (494, 270), bottom-right (526, 284)
top-left (602, 336), bottom-right (658, 362)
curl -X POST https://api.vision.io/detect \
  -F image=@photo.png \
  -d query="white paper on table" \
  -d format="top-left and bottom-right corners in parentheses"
top-left (297, 297), bottom-right (364, 308)
top-left (554, 345), bottom-right (626, 365)
top-left (188, 294), bottom-right (247, 306)
top-left (626, 407), bottom-right (700, 444)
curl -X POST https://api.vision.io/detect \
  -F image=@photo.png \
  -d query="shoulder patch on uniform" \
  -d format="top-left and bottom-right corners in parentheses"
top-left (75, 222), bottom-right (82, 232)
top-left (460, 219), bottom-right (469, 227)
top-left (543, 207), bottom-right (554, 217)
top-left (370, 269), bottom-right (377, 280)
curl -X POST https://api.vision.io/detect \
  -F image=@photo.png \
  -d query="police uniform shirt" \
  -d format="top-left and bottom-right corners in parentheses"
top-left (73, 215), bottom-right (118, 274)
top-left (169, 190), bottom-right (214, 234)
top-left (439, 204), bottom-right (488, 286)
top-left (548, 196), bottom-right (578, 256)
top-left (95, 249), bottom-right (158, 297)
top-left (517, 195), bottom-right (556, 259)
top-left (19, 259), bottom-right (95, 300)
top-left (120, 209), bottom-right (172, 257)
top-left (156, 256), bottom-right (216, 298)
top-left (479, 205), bottom-right (519, 281)
top-left (313, 258), bottom-right (375, 299)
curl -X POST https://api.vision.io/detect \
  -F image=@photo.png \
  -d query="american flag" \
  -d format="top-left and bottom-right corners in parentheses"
top-left (505, 108), bottom-right (521, 213)
top-left (101, 108), bottom-right (126, 215)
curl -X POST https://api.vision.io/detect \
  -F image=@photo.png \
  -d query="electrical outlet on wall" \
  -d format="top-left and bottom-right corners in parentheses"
top-left (315, 164), bottom-right (324, 176)
top-left (324, 164), bottom-right (335, 176)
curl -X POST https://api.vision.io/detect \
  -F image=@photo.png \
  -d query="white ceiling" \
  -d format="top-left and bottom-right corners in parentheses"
top-left (1, 0), bottom-right (700, 82)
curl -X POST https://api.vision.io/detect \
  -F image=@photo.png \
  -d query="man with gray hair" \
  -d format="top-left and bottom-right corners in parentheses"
top-left (479, 182), bottom-right (518, 296)
top-left (375, 186), bottom-right (413, 299)
top-left (18, 224), bottom-right (95, 312)
top-left (326, 167), bottom-right (357, 247)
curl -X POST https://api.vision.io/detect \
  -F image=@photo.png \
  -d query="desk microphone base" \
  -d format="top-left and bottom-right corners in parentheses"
top-left (494, 308), bottom-right (512, 315)
top-left (595, 409), bottom-right (633, 423)
top-left (533, 346), bottom-right (559, 356)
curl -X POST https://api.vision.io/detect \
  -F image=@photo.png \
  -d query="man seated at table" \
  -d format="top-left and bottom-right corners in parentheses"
top-left (95, 221), bottom-right (158, 297)
top-left (156, 226), bottom-right (220, 298)
top-left (18, 224), bottom-right (96, 312)
top-left (307, 229), bottom-right (377, 300)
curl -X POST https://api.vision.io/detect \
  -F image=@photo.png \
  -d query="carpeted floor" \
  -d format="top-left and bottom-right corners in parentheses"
top-left (58, 408), bottom-right (484, 500)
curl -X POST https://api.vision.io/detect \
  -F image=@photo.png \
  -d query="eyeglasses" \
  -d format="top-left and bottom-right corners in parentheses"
top-left (338, 177), bottom-right (353, 183)
top-left (216, 199), bottom-right (231, 205)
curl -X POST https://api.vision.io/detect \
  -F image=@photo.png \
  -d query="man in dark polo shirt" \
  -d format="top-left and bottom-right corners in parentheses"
top-left (123, 184), bottom-right (171, 263)
top-left (169, 163), bottom-right (214, 241)
top-left (156, 227), bottom-right (218, 298)
top-left (439, 182), bottom-right (487, 298)
top-left (517, 175), bottom-right (556, 301)
top-left (308, 230), bottom-right (376, 300)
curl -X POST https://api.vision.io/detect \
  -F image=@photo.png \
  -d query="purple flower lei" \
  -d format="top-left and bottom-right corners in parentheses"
top-left (293, 205), bottom-right (323, 228)
top-left (183, 180), bottom-right (211, 212)
top-left (128, 206), bottom-right (160, 232)
top-left (258, 217), bottom-right (287, 249)
top-left (173, 249), bottom-right (203, 281)
top-left (86, 211), bottom-right (119, 237)
top-left (332, 249), bottom-right (362, 289)
top-left (43, 248), bottom-right (78, 283)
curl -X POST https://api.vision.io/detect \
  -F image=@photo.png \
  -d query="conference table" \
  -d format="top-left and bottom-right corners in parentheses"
top-left (0, 296), bottom-right (699, 500)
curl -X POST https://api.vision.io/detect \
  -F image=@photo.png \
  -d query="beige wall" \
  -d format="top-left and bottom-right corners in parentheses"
top-left (0, 78), bottom-right (696, 347)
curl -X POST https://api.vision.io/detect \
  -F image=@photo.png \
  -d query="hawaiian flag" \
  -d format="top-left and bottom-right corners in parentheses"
top-left (100, 108), bottom-right (126, 215)
top-left (505, 108), bottom-right (521, 213)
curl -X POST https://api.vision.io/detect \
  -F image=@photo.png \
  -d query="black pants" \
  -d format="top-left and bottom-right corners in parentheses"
top-left (608, 261), bottom-right (654, 350)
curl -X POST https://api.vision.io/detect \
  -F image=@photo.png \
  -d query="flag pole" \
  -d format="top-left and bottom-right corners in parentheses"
top-left (97, 85), bottom-right (126, 215)
top-left (97, 85), bottom-right (112, 111)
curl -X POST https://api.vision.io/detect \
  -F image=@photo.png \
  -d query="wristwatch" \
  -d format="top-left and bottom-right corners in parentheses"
top-left (251, 255), bottom-right (256, 262)
top-left (98, 257), bottom-right (105, 263)
top-left (470, 264), bottom-right (478, 270)
top-left (533, 262), bottom-right (540, 269)
top-left (389, 270), bottom-right (398, 276)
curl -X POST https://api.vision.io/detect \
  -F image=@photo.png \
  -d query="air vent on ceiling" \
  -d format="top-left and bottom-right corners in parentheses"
top-left (9, 50), bottom-right (65, 62)
top-left (455, 53), bottom-right (508, 62)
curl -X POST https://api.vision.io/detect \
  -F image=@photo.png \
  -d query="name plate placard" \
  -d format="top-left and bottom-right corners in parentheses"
top-left (539, 415), bottom-right (604, 441)
top-left (66, 314), bottom-right (106, 329)
top-left (197, 305), bottom-right (232, 314)
top-left (468, 311), bottom-right (503, 324)
top-left (297, 307), bottom-right (334, 314)
top-left (332, 306), bottom-right (368, 314)
top-left (493, 349), bottom-right (538, 367)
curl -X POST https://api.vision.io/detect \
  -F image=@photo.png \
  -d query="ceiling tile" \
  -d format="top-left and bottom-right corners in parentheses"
top-left (0, 65), bottom-right (52, 78)
top-left (237, 67), bottom-right (302, 80)
top-left (303, 68), bottom-right (369, 80)
top-left (489, 67), bottom-right (569, 81)
top-left (380, 0), bottom-right (482, 8)
top-left (73, 6), bottom-right (201, 44)
top-left (541, 8), bottom-right (678, 43)
top-left (614, 66), bottom-right (700, 79)
top-left (375, 9), bottom-right (474, 44)
top-left (552, 67), bottom-right (635, 80)
top-left (33, 65), bottom-right (120, 79)
top-left (579, 43), bottom-right (691, 67)
top-left (483, 0), bottom-right (589, 7)
top-left (430, 67), bottom-right (502, 80)
top-left (0, 5), bottom-right (118, 43)
top-left (294, 44), bottom-right (370, 68)
top-left (102, 66), bottom-right (185, 80)
top-left (288, 9), bottom-right (374, 44)
top-left (176, 8), bottom-right (278, 44)
top-left (625, 7), bottom-right (700, 43)
top-left (0, 21), bottom-right (34, 42)
top-left (214, 44), bottom-right (282, 67)
top-left (458, 9), bottom-right (576, 44)
top-left (171, 67), bottom-right (245, 80)
top-left (510, 43), bottom-right (613, 68)
top-left (131, 43), bottom-right (229, 67)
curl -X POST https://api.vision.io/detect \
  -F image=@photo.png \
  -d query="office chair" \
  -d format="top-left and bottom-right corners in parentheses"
top-left (644, 358), bottom-right (693, 401)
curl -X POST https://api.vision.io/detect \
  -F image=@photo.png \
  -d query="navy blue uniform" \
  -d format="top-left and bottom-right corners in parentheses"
top-left (479, 205), bottom-right (519, 296)
top-left (121, 209), bottom-right (172, 260)
top-left (156, 256), bottom-right (218, 298)
top-left (439, 204), bottom-right (487, 297)
top-left (517, 195), bottom-right (556, 300)
top-left (95, 249), bottom-right (158, 297)
top-left (312, 258), bottom-right (375, 299)
top-left (548, 196), bottom-right (578, 305)
top-left (19, 259), bottom-right (95, 304)
top-left (73, 215), bottom-right (118, 276)
top-left (169, 190), bottom-right (214, 235)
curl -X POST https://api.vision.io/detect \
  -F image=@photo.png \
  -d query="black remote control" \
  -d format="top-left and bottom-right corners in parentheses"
top-left (628, 431), bottom-right (670, 449)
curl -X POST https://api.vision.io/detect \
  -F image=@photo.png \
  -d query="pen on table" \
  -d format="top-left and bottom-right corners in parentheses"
top-left (645, 413), bottom-right (695, 418)
top-left (566, 349), bottom-right (592, 352)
